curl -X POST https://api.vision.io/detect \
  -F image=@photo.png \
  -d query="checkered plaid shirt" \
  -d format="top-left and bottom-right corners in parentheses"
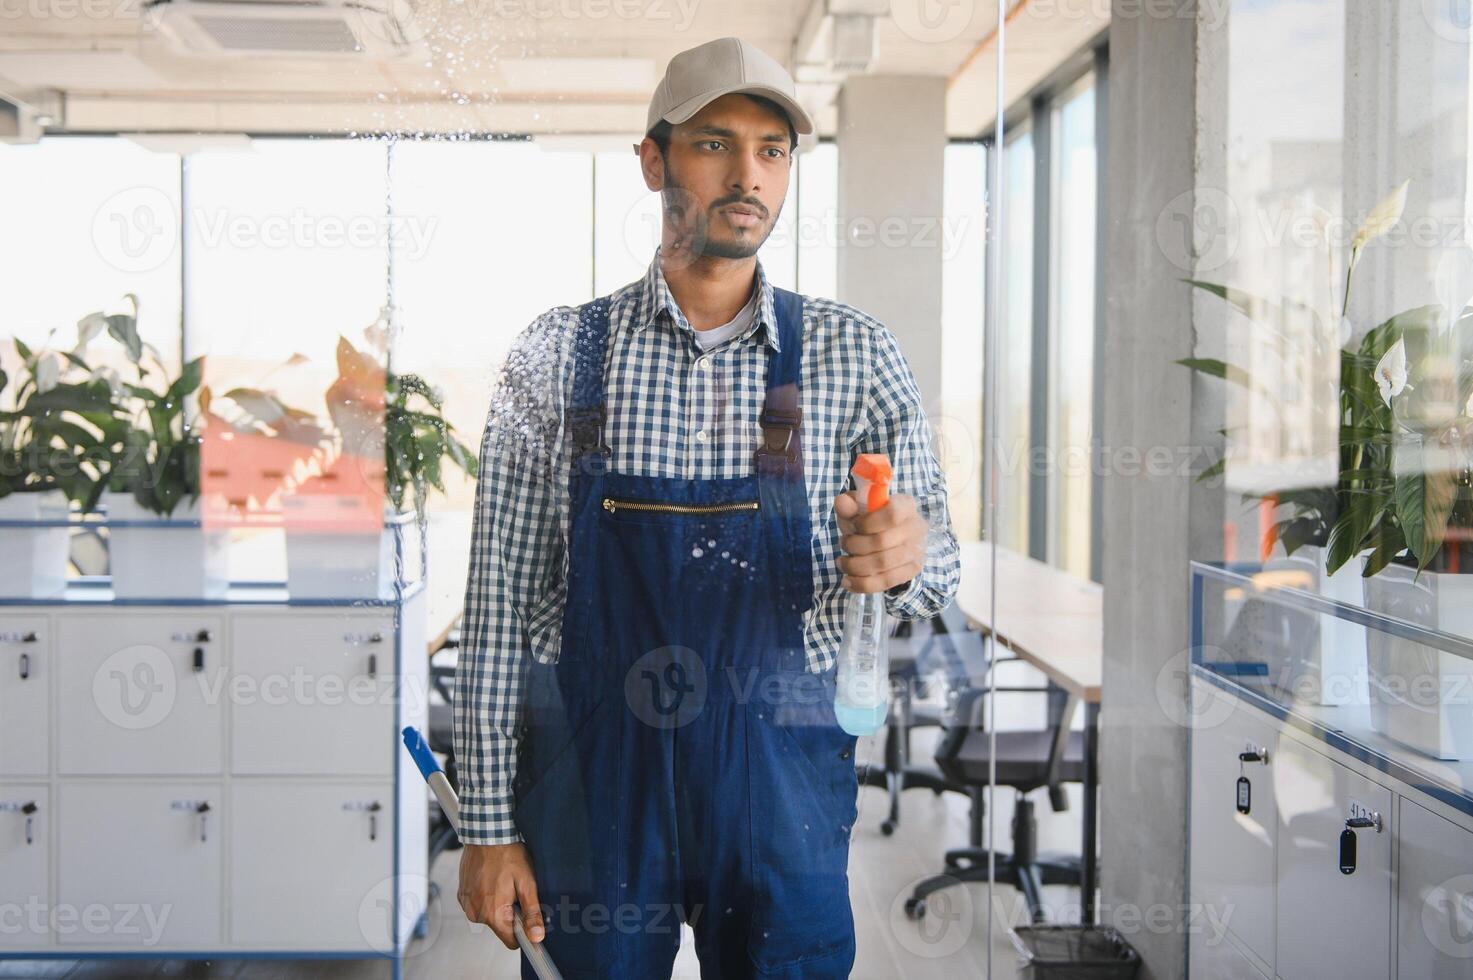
top-left (453, 247), bottom-right (961, 845)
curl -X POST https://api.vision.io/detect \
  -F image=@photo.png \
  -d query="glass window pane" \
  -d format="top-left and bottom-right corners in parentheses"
top-left (796, 141), bottom-right (838, 299)
top-left (1048, 80), bottom-right (1098, 579)
top-left (393, 140), bottom-right (593, 456)
top-left (998, 129), bottom-right (1035, 554)
top-left (183, 138), bottom-right (389, 581)
top-left (943, 142), bottom-right (988, 543)
top-left (0, 136), bottom-right (183, 364)
top-left (184, 138), bottom-right (389, 405)
top-left (595, 148), bottom-right (659, 296)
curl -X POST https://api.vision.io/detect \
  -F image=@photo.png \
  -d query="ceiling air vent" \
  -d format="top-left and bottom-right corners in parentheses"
top-left (142, 0), bottom-right (426, 59)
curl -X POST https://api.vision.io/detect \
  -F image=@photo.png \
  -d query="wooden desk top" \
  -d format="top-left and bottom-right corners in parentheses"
top-left (955, 541), bottom-right (1103, 703)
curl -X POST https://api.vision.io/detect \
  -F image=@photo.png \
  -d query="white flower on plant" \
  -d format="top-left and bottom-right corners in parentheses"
top-left (75, 312), bottom-right (107, 351)
top-left (34, 353), bottom-right (60, 394)
top-left (1339, 315), bottom-right (1353, 347)
top-left (1375, 337), bottom-right (1409, 406)
top-left (1352, 180), bottom-right (1409, 255)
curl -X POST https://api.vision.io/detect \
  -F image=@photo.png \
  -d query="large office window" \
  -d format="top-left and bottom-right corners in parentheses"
top-left (1047, 77), bottom-right (1098, 579)
top-left (997, 128), bottom-right (1035, 555)
top-left (983, 46), bottom-right (1105, 580)
top-left (0, 133), bottom-right (842, 595)
top-left (0, 137), bottom-right (183, 366)
top-left (184, 139), bottom-right (390, 413)
top-left (393, 138), bottom-right (595, 493)
top-left (941, 142), bottom-right (987, 543)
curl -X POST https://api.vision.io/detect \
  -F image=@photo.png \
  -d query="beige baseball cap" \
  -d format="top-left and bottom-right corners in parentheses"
top-left (646, 36), bottom-right (814, 138)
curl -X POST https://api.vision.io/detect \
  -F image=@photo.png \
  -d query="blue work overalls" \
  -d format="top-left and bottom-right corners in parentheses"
top-left (512, 287), bottom-right (859, 979)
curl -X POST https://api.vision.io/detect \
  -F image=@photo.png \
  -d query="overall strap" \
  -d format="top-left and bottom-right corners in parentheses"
top-left (754, 286), bottom-right (804, 479)
top-left (569, 295), bottom-right (613, 473)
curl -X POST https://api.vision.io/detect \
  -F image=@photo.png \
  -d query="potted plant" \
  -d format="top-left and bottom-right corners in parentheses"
top-left (1183, 181), bottom-right (1473, 757)
top-left (1177, 185), bottom-right (1418, 705)
top-left (0, 327), bottom-right (116, 598)
top-left (200, 354), bottom-right (332, 514)
top-left (85, 297), bottom-right (229, 599)
top-left (280, 331), bottom-right (476, 599)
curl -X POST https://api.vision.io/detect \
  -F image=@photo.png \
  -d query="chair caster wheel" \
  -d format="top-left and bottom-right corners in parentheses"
top-left (880, 819), bottom-right (896, 836)
top-left (904, 898), bottom-right (925, 920)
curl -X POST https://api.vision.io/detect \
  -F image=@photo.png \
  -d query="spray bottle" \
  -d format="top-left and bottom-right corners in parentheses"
top-left (834, 453), bottom-right (894, 736)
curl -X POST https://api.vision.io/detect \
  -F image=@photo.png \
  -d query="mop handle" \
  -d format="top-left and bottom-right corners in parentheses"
top-left (402, 727), bottom-right (563, 980)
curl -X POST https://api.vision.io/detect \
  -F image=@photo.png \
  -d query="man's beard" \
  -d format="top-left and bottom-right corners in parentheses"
top-left (661, 160), bottom-right (771, 260)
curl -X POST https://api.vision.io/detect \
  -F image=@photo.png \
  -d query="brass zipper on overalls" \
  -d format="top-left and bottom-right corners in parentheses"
top-left (601, 498), bottom-right (760, 515)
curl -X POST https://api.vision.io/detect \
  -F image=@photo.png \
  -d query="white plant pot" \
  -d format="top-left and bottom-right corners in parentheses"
top-left (1268, 546), bottom-right (1369, 706)
top-left (0, 490), bottom-right (70, 599)
top-left (282, 493), bottom-right (405, 600)
top-left (104, 492), bottom-right (229, 600)
top-left (1362, 563), bottom-right (1473, 761)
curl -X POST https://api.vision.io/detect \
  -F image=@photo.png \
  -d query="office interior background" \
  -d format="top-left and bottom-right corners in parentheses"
top-left (2, 1), bottom-right (1473, 978)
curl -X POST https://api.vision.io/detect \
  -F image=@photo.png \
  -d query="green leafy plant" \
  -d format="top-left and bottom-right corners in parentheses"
top-left (322, 335), bottom-right (477, 521)
top-left (383, 365), bottom-right (477, 521)
top-left (1181, 180), bottom-right (1473, 577)
top-left (0, 325), bottom-right (123, 510)
top-left (78, 297), bottom-right (208, 517)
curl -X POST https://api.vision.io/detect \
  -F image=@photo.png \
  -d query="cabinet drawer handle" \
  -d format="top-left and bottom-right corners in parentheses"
top-left (368, 801), bottom-right (383, 841)
top-left (193, 647), bottom-right (205, 672)
top-left (22, 801), bottom-right (37, 846)
top-left (196, 801), bottom-right (212, 843)
top-left (367, 653), bottom-right (377, 678)
top-left (18, 652), bottom-right (29, 680)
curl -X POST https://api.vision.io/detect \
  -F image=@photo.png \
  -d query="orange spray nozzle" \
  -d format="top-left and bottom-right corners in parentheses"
top-left (851, 453), bottom-right (893, 513)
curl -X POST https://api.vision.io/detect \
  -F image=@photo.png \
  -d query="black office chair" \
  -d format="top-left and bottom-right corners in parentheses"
top-left (859, 602), bottom-right (977, 835)
top-left (903, 652), bottom-right (1085, 924)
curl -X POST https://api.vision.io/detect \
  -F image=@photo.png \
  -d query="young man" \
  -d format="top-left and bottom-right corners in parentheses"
top-left (454, 36), bottom-right (960, 980)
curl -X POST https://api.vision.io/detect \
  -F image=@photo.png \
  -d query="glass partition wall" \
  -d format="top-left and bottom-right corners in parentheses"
top-left (0, 3), bottom-right (1018, 976)
top-left (1184, 4), bottom-right (1473, 979)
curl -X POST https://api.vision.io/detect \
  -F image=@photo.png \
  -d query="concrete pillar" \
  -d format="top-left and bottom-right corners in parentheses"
top-left (834, 75), bottom-right (948, 415)
top-left (1100, 5), bottom-right (1205, 979)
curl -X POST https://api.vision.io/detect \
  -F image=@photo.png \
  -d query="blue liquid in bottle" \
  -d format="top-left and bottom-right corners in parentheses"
top-left (834, 589), bottom-right (891, 736)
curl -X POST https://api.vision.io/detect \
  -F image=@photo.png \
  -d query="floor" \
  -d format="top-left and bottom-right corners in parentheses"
top-left (1, 692), bottom-right (1087, 979)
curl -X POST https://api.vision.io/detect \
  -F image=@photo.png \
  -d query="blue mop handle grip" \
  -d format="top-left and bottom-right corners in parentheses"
top-left (400, 727), bottom-right (562, 980)
top-left (403, 724), bottom-right (441, 778)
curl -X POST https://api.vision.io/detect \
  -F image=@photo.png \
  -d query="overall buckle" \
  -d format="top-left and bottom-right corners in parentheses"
top-left (754, 407), bottom-right (801, 463)
top-left (568, 406), bottom-right (610, 471)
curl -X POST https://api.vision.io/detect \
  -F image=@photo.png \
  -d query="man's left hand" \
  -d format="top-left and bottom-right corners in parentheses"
top-left (834, 490), bottom-right (927, 594)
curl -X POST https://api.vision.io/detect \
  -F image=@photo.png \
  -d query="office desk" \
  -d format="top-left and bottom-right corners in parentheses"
top-left (953, 541), bottom-right (1104, 921)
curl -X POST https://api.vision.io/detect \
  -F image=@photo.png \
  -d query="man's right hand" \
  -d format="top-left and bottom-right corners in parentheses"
top-left (458, 842), bottom-right (546, 949)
